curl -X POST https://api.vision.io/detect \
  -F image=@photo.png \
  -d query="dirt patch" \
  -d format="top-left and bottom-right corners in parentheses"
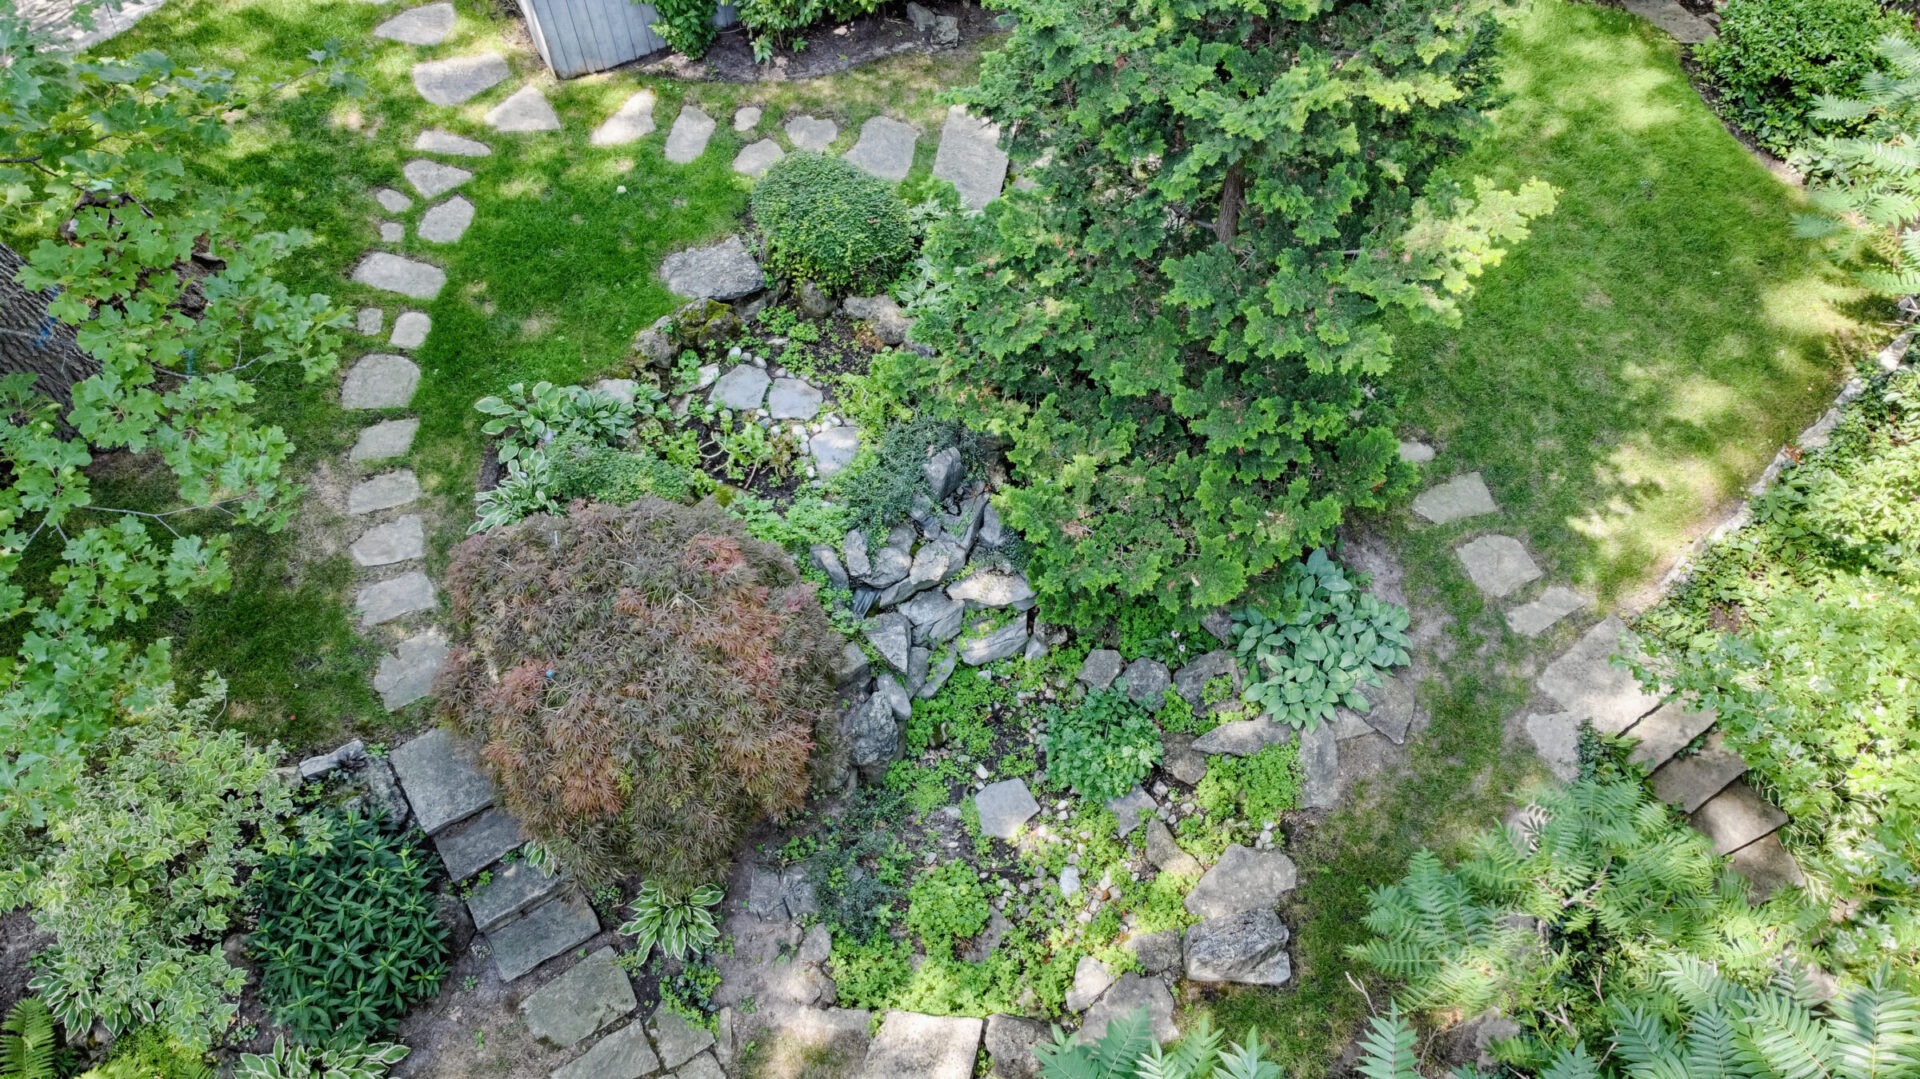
top-left (632, 0), bottom-right (1002, 84)
top-left (0, 910), bottom-right (51, 1018)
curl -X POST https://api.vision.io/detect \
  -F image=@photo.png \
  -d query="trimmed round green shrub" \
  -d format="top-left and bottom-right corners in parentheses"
top-left (653, 0), bottom-right (720, 57)
top-left (1698, 0), bottom-right (1910, 155)
top-left (750, 152), bottom-right (914, 294)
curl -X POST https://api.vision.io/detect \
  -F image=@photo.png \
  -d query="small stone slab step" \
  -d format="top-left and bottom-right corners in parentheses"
top-left (844, 115), bottom-right (917, 182)
top-left (1185, 844), bottom-right (1297, 920)
top-left (521, 946), bottom-right (636, 1048)
top-left (419, 195), bottom-right (475, 243)
top-left (974, 779), bottom-right (1039, 840)
top-left (808, 427), bottom-right (860, 479)
top-left (488, 886), bottom-right (601, 981)
top-left (590, 89), bottom-right (656, 147)
top-left (552, 1020), bottom-right (659, 1079)
top-left (1412, 471), bottom-right (1498, 524)
top-left (1506, 584), bottom-right (1588, 637)
top-left (858, 1012), bottom-right (982, 1079)
top-left (352, 252), bottom-right (446, 300)
top-left (374, 629), bottom-right (450, 710)
top-left (469, 860), bottom-right (568, 932)
top-left (347, 469), bottom-right (422, 515)
top-left (404, 159), bottom-right (472, 198)
top-left (356, 569), bottom-right (436, 625)
top-left (1191, 717), bottom-right (1292, 756)
top-left (415, 128), bottom-right (492, 156)
top-left (391, 310), bottom-right (432, 349)
top-left (487, 84), bottom-right (561, 132)
top-left (1650, 732), bottom-right (1747, 813)
top-left (342, 353), bottom-right (421, 410)
top-left (1536, 616), bottom-right (1664, 735)
top-left (1524, 711), bottom-right (1579, 781)
top-left (673, 1052), bottom-right (723, 1079)
top-left (709, 364), bottom-right (770, 410)
top-left (380, 222), bottom-right (405, 243)
top-left (1727, 833), bottom-right (1803, 901)
top-left (1298, 721), bottom-right (1339, 808)
top-left (390, 727), bottom-right (495, 833)
top-left (734, 106), bottom-right (762, 131)
top-left (732, 139), bottom-right (783, 177)
top-left (352, 514), bottom-right (426, 567)
top-left (1626, 697), bottom-right (1719, 770)
top-left (436, 805), bottom-right (526, 880)
top-left (412, 52), bottom-right (509, 106)
top-left (1620, 0), bottom-right (1715, 42)
top-left (1077, 974), bottom-right (1176, 1045)
top-left (1455, 534), bottom-right (1543, 599)
top-left (663, 105), bottom-right (715, 164)
top-left (661, 236), bottom-right (763, 301)
top-left (767, 378), bottom-right (822, 420)
top-left (350, 417), bottom-right (420, 462)
top-left (373, 187), bottom-right (413, 214)
top-left (1690, 780), bottom-right (1787, 856)
top-left (784, 114), bottom-right (837, 151)
top-left (373, 2), bottom-right (454, 44)
top-left (651, 1010), bottom-right (715, 1071)
top-left (931, 106), bottom-right (1008, 212)
top-left (357, 307), bottom-right (385, 335)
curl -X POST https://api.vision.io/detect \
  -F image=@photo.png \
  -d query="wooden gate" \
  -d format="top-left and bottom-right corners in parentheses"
top-left (516, 0), bottom-right (739, 78)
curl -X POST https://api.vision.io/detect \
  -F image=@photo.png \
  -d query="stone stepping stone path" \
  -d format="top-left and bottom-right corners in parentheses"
top-left (1620, 0), bottom-right (1715, 42)
top-left (373, 187), bottom-right (413, 214)
top-left (1411, 470), bottom-right (1498, 524)
top-left (415, 127), bottom-right (492, 156)
top-left (380, 222), bottom-right (405, 243)
top-left (351, 514), bottom-right (425, 567)
top-left (732, 139), bottom-right (783, 177)
top-left (340, 353), bottom-right (420, 409)
top-left (590, 89), bottom-right (655, 147)
top-left (412, 52), bottom-right (509, 106)
top-left (521, 946), bottom-right (636, 1048)
top-left (391, 310), bottom-right (432, 349)
top-left (486, 84), bottom-right (562, 132)
top-left (974, 779), bottom-right (1039, 840)
top-left (1454, 534), bottom-right (1542, 598)
top-left (419, 195), bottom-right (475, 243)
top-left (347, 469), bottom-right (421, 515)
top-left (373, 630), bottom-right (449, 710)
top-left (1505, 584), bottom-right (1586, 637)
top-left (784, 114), bottom-right (837, 152)
top-left (733, 106), bottom-right (762, 131)
top-left (844, 116), bottom-right (917, 182)
top-left (664, 105), bottom-right (716, 164)
top-left (437, 806), bottom-right (527, 880)
top-left (352, 252), bottom-right (446, 299)
top-left (404, 158), bottom-right (471, 198)
top-left (859, 1012), bottom-right (981, 1079)
top-left (357, 307), bottom-right (384, 335)
top-left (350, 417), bottom-right (419, 462)
top-left (356, 569), bottom-right (436, 625)
top-left (809, 427), bottom-right (860, 479)
top-left (373, 1), bottom-right (454, 45)
top-left (931, 105), bottom-right (1009, 212)
top-left (660, 236), bottom-right (764, 301)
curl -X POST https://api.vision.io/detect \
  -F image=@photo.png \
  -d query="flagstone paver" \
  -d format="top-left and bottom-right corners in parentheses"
top-left (1505, 584), bottom-right (1587, 637)
top-left (414, 128), bottom-right (493, 156)
top-left (351, 417), bottom-right (420, 462)
top-left (844, 116), bottom-right (917, 182)
top-left (590, 90), bottom-right (656, 146)
top-left (733, 105), bottom-right (762, 131)
top-left (768, 378), bottom-right (823, 419)
top-left (1455, 534), bottom-right (1543, 598)
top-left (1535, 615), bottom-right (1664, 734)
top-left (357, 570), bottom-right (437, 625)
top-left (351, 514), bottom-right (426, 566)
top-left (1525, 712), bottom-right (1580, 781)
top-left (931, 106), bottom-right (1009, 211)
top-left (785, 114), bottom-right (837, 152)
top-left (435, 805), bottom-right (527, 880)
top-left (390, 311), bottom-right (432, 349)
top-left (469, 861), bottom-right (569, 932)
top-left (552, 1021), bottom-right (659, 1079)
top-left (374, 630), bottom-right (450, 710)
top-left (352, 252), bottom-right (446, 299)
top-left (356, 307), bottom-right (384, 335)
top-left (521, 947), bottom-right (637, 1048)
top-left (403, 159), bottom-right (472, 198)
top-left (341, 353), bottom-right (421, 409)
top-left (664, 105), bottom-right (716, 164)
top-left (486, 84), bottom-right (561, 132)
top-left (1411, 471), bottom-right (1499, 524)
top-left (373, 187), bottom-right (414, 214)
top-left (710, 365), bottom-right (771, 410)
top-left (390, 728), bottom-right (495, 833)
top-left (1691, 781), bottom-right (1787, 855)
top-left (809, 427), bottom-right (860, 479)
top-left (419, 195), bottom-right (475, 242)
top-left (379, 222), bottom-right (404, 244)
top-left (1625, 697), bottom-right (1719, 770)
top-left (348, 470), bottom-right (423, 515)
top-left (373, 2), bottom-right (454, 44)
top-left (733, 139), bottom-right (784, 177)
top-left (488, 887), bottom-right (601, 981)
top-left (412, 53), bottom-right (510, 106)
top-left (1650, 733), bottom-right (1747, 813)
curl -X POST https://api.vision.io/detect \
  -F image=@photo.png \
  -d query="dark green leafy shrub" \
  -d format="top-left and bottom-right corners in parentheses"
top-left (1233, 550), bottom-right (1411, 730)
top-left (735, 0), bottom-right (883, 60)
top-left (438, 498), bottom-right (842, 889)
top-left (1697, 0), bottom-right (1908, 155)
top-left (905, 863), bottom-right (991, 957)
top-left (751, 153), bottom-right (914, 294)
top-left (251, 810), bottom-right (447, 1044)
top-left (649, 0), bottom-right (720, 57)
top-left (1043, 690), bottom-right (1161, 803)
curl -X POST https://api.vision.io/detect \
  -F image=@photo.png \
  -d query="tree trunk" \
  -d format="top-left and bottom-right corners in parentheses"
top-left (1, 242), bottom-right (96, 409)
top-left (1214, 160), bottom-right (1246, 244)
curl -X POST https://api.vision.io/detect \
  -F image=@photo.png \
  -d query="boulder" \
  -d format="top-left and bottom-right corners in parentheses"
top-left (1191, 718), bottom-right (1292, 757)
top-left (961, 620), bottom-right (1029, 666)
top-left (1064, 956), bottom-right (1113, 1013)
top-left (843, 293), bottom-right (912, 344)
top-left (1077, 975), bottom-right (1176, 1044)
top-left (1079, 648), bottom-right (1124, 690)
top-left (1144, 819), bottom-right (1203, 879)
top-left (1173, 651), bottom-right (1238, 705)
top-left (1184, 844), bottom-right (1297, 919)
top-left (1184, 909), bottom-right (1292, 986)
top-left (811, 544), bottom-right (850, 590)
top-left (873, 674), bottom-right (913, 721)
top-left (1120, 659), bottom-right (1172, 711)
top-left (847, 694), bottom-right (902, 777)
top-left (947, 571), bottom-right (1036, 610)
top-left (924, 446), bottom-right (965, 501)
top-left (831, 641), bottom-right (870, 686)
top-left (984, 1014), bottom-right (1050, 1079)
top-left (660, 236), bottom-right (764, 302)
top-left (864, 613), bottom-right (913, 672)
top-left (1124, 930), bottom-right (1183, 975)
top-left (518, 946), bottom-right (636, 1048)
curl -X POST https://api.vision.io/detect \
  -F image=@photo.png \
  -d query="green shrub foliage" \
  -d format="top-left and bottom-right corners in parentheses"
top-left (897, 0), bottom-right (1553, 625)
top-left (1797, 36), bottom-right (1920, 296)
top-left (1043, 689), bottom-right (1162, 803)
top-left (751, 153), bottom-right (914, 294)
top-left (1697, 0), bottom-right (1907, 156)
top-left (650, 0), bottom-right (720, 57)
top-left (1233, 550), bottom-right (1411, 730)
top-left (905, 862), bottom-right (992, 957)
top-left (251, 810), bottom-right (448, 1044)
top-left (836, 415), bottom-right (982, 536)
top-left (437, 498), bottom-right (843, 889)
top-left (1039, 1009), bottom-right (1423, 1078)
top-left (734, 0), bottom-right (883, 61)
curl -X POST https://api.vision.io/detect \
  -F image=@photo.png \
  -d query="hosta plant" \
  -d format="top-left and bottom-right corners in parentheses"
top-left (1233, 550), bottom-right (1411, 730)
top-left (475, 381), bottom-right (639, 466)
top-left (618, 881), bottom-right (724, 964)
top-left (233, 1038), bottom-right (408, 1079)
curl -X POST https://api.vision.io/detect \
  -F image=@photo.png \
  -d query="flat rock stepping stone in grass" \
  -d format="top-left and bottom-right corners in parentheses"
top-left (660, 235), bottom-right (764, 301)
top-left (351, 252), bottom-right (446, 299)
top-left (1455, 534), bottom-right (1543, 598)
top-left (351, 417), bottom-right (419, 462)
top-left (651, 1011), bottom-right (715, 1071)
top-left (1505, 584), bottom-right (1587, 637)
top-left (390, 727), bottom-right (495, 832)
top-left (356, 307), bottom-right (384, 335)
top-left (1626, 696), bottom-right (1718, 770)
top-left (486, 84), bottom-right (561, 132)
top-left (734, 105), bottom-right (762, 131)
top-left (356, 570), bottom-right (436, 625)
top-left (709, 365), bottom-right (771, 410)
top-left (1185, 844), bottom-right (1297, 920)
top-left (663, 105), bottom-right (716, 164)
top-left (347, 469), bottom-right (422, 515)
top-left (1192, 717), bottom-right (1292, 757)
top-left (784, 114), bottom-right (837, 151)
top-left (1411, 471), bottom-right (1499, 524)
top-left (488, 887), bottom-right (601, 981)
top-left (403, 158), bottom-right (472, 198)
top-left (341, 353), bottom-right (421, 409)
top-left (1536, 615), bottom-right (1664, 734)
top-left (732, 138), bottom-right (784, 177)
top-left (808, 427), bottom-right (861, 479)
top-left (412, 52), bottom-right (510, 106)
top-left (1691, 781), bottom-right (1787, 855)
top-left (1650, 731), bottom-right (1748, 813)
top-left (414, 127), bottom-right (492, 156)
top-left (435, 805), bottom-right (526, 880)
top-left (374, 630), bottom-right (449, 710)
top-left (1398, 440), bottom-right (1435, 464)
top-left (351, 514), bottom-right (425, 567)
top-left (1077, 975), bottom-right (1177, 1045)
top-left (859, 1012), bottom-right (982, 1079)
top-left (931, 105), bottom-right (1009, 212)
top-left (590, 89), bottom-right (656, 147)
top-left (521, 946), bottom-right (636, 1048)
top-left (1619, 0), bottom-right (1715, 42)
top-left (418, 195), bottom-right (474, 242)
top-left (374, 2), bottom-right (454, 44)
top-left (379, 222), bottom-right (404, 243)
top-left (844, 116), bottom-right (917, 182)
top-left (974, 779), bottom-right (1039, 840)
top-left (767, 378), bottom-right (822, 419)
top-left (1525, 712), bottom-right (1580, 781)
top-left (1728, 834), bottom-right (1803, 902)
top-left (1106, 786), bottom-right (1156, 838)
top-left (1301, 722), bottom-right (1340, 808)
top-left (1184, 909), bottom-right (1292, 987)
top-left (469, 861), bottom-right (568, 932)
top-left (390, 310), bottom-right (432, 349)
top-left (552, 1020), bottom-right (659, 1079)
top-left (373, 187), bottom-right (413, 213)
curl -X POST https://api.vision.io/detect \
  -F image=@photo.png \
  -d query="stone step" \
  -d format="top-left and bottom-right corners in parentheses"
top-left (520, 946), bottom-right (636, 1049)
top-left (469, 860), bottom-right (569, 932)
top-left (1689, 780), bottom-right (1787, 856)
top-left (347, 469), bottom-right (421, 515)
top-left (415, 128), bottom-right (493, 157)
top-left (552, 1019), bottom-right (658, 1079)
top-left (488, 886), bottom-right (601, 981)
top-left (1650, 732), bottom-right (1747, 813)
top-left (435, 804), bottom-right (526, 881)
top-left (1411, 471), bottom-right (1498, 525)
top-left (390, 310), bottom-right (432, 349)
top-left (1505, 585), bottom-right (1587, 638)
top-left (389, 727), bottom-right (497, 834)
top-left (350, 418), bottom-right (420, 463)
top-left (930, 106), bottom-right (1008, 213)
top-left (844, 116), bottom-right (917, 183)
top-left (858, 1012), bottom-right (982, 1079)
top-left (1535, 616), bottom-right (1664, 735)
top-left (412, 53), bottom-right (509, 107)
top-left (1726, 832), bottom-right (1804, 901)
top-left (486, 84), bottom-right (561, 133)
top-left (1455, 534), bottom-right (1542, 599)
top-left (351, 514), bottom-right (426, 567)
top-left (373, 2), bottom-right (454, 45)
top-left (590, 90), bottom-right (656, 147)
top-left (373, 188), bottom-right (413, 214)
top-left (341, 353), bottom-right (421, 410)
top-left (356, 569), bottom-right (436, 625)
top-left (403, 159), bottom-right (472, 199)
top-left (419, 195), bottom-right (474, 243)
top-left (352, 252), bottom-right (447, 300)
top-left (1627, 697), bottom-right (1720, 771)
top-left (374, 629), bottom-right (450, 711)
top-left (664, 105), bottom-right (715, 164)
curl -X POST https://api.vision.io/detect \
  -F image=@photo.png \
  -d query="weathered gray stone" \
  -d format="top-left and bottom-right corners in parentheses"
top-left (1077, 975), bottom-right (1176, 1044)
top-left (975, 779), bottom-right (1040, 840)
top-left (924, 602), bottom-right (965, 644)
top-left (859, 1012), bottom-right (982, 1079)
top-left (1186, 844), bottom-right (1297, 920)
top-left (350, 417), bottom-right (419, 462)
top-left (1619, 0), bottom-right (1716, 42)
top-left (1120, 659), bottom-right (1172, 711)
top-left (873, 673), bottom-right (912, 722)
top-left (1727, 833), bottom-right (1804, 902)
top-left (842, 294), bottom-right (910, 345)
top-left (351, 252), bottom-right (446, 299)
top-left (664, 105), bottom-right (716, 164)
top-left (918, 651), bottom-right (958, 699)
top-left (1064, 956), bottom-right (1113, 1013)
top-left (1106, 786), bottom-right (1155, 838)
top-left (924, 446), bottom-right (964, 501)
top-left (809, 427), bottom-right (861, 478)
top-left (1145, 819), bottom-right (1203, 879)
top-left (468, 860), bottom-right (566, 932)
top-left (1456, 535), bottom-right (1543, 599)
top-left (403, 158), bottom-right (472, 198)
top-left (900, 589), bottom-right (963, 629)
top-left (832, 641), bottom-right (870, 686)
top-left (551, 1020), bottom-right (658, 1079)
top-left (347, 469), bottom-right (421, 515)
top-left (661, 236), bottom-right (764, 301)
top-left (357, 570), bottom-right (436, 625)
top-left (676, 1052), bottom-right (724, 1079)
top-left (593, 378), bottom-right (638, 406)
top-left (843, 529), bottom-right (873, 579)
top-left (520, 947), bottom-right (636, 1048)
top-left (1536, 616), bottom-right (1663, 734)
top-left (1354, 674), bottom-right (1418, 744)
top-left (745, 865), bottom-right (788, 919)
top-left (983, 1014), bottom-right (1048, 1079)
top-left (591, 90), bottom-right (657, 147)
top-left (652, 1010), bottom-right (716, 1071)
top-left (930, 14), bottom-right (958, 46)
top-left (375, 630), bottom-right (448, 711)
top-left (1411, 471), bottom-right (1499, 524)
top-left (1651, 732), bottom-right (1747, 813)
top-left (931, 106), bottom-right (1009, 212)
top-left (414, 128), bottom-right (491, 157)
top-left (783, 865), bottom-right (819, 920)
top-left (1627, 698), bottom-right (1718, 770)
top-left (844, 116), bottom-right (918, 182)
top-left (374, 2), bottom-right (454, 44)
top-left (1058, 865), bottom-right (1082, 898)
top-left (299, 739), bottom-right (365, 780)
top-left (905, 1), bottom-right (937, 28)
top-left (486, 84), bottom-right (561, 132)
top-left (947, 571), bottom-right (1035, 610)
top-left (864, 612), bottom-right (912, 672)
top-left (1299, 720), bottom-right (1339, 808)
top-left (1173, 651), bottom-right (1237, 705)
top-left (1125, 929), bottom-right (1183, 975)
top-left (961, 620), bottom-right (1028, 666)
top-left (732, 138), bottom-right (784, 177)
top-left (1184, 908), bottom-right (1292, 986)
top-left (379, 221), bottom-right (405, 244)
top-left (734, 105), bottom-right (762, 131)
top-left (351, 514), bottom-right (425, 567)
top-left (1192, 718), bottom-right (1292, 757)
top-left (812, 544), bottom-right (850, 590)
top-left (1691, 781), bottom-right (1787, 855)
top-left (1399, 440), bottom-right (1436, 464)
top-left (847, 694), bottom-right (901, 775)
top-left (710, 365), bottom-right (772, 410)
top-left (1163, 733), bottom-right (1207, 786)
top-left (389, 730), bottom-right (492, 837)
top-left (389, 310), bottom-right (432, 349)
top-left (411, 53), bottom-right (509, 106)
top-left (341, 353), bottom-right (420, 410)
top-left (1524, 712), bottom-right (1580, 781)
top-left (894, 540), bottom-right (962, 600)
top-left (418, 195), bottom-right (474, 243)
top-left (434, 804), bottom-right (525, 880)
top-left (359, 758), bottom-right (412, 827)
top-left (488, 888), bottom-right (601, 981)
top-left (768, 378), bottom-right (822, 420)
top-left (357, 306), bottom-right (385, 335)
top-left (784, 114), bottom-right (838, 152)
top-left (1505, 585), bottom-right (1588, 637)
top-left (1078, 648), bottom-right (1124, 690)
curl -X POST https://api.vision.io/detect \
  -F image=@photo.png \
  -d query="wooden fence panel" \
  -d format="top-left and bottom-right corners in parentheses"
top-left (518, 0), bottom-right (739, 78)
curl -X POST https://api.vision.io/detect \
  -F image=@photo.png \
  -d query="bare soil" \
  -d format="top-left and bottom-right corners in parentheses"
top-left (634, 0), bottom-right (1003, 84)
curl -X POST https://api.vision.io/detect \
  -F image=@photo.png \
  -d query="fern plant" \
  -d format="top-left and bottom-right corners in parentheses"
top-left (1796, 34), bottom-right (1920, 295)
top-left (1039, 1009), bottom-right (1421, 1078)
top-left (233, 1038), bottom-right (408, 1079)
top-left (1, 999), bottom-right (55, 1079)
top-left (617, 880), bottom-right (724, 965)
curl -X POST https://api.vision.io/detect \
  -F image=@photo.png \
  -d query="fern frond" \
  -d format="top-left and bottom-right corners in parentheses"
top-left (1827, 975), bottom-right (1920, 1079)
top-left (1738, 990), bottom-right (1837, 1079)
top-left (1540, 1044), bottom-right (1603, 1079)
top-left (1357, 1007), bottom-right (1420, 1079)
top-left (1, 999), bottom-right (56, 1079)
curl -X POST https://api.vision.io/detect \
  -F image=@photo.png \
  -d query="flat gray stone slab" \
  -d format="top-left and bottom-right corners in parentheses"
top-left (1079, 648), bottom-right (1123, 690)
top-left (859, 1012), bottom-right (982, 1079)
top-left (1120, 658), bottom-right (1171, 711)
top-left (733, 105), bottom-right (762, 131)
top-left (521, 946), bottom-right (636, 1048)
top-left (486, 84), bottom-right (561, 132)
top-left (352, 252), bottom-right (446, 299)
top-left (946, 571), bottom-right (1035, 610)
top-left (374, 629), bottom-right (449, 711)
top-left (709, 365), bottom-right (771, 411)
top-left (960, 620), bottom-right (1028, 666)
top-left (347, 469), bottom-right (421, 515)
top-left (414, 127), bottom-right (492, 156)
top-left (1064, 956), bottom-right (1113, 1013)
top-left (390, 310), bottom-right (432, 349)
top-left (1650, 732), bottom-right (1746, 813)
top-left (488, 887), bottom-right (600, 981)
top-left (1727, 833), bottom-right (1803, 902)
top-left (1412, 471), bottom-right (1498, 524)
top-left (1626, 697), bottom-right (1718, 770)
top-left (1506, 584), bottom-right (1587, 637)
top-left (1536, 616), bottom-right (1664, 735)
top-left (732, 138), bottom-right (783, 177)
top-left (651, 1011), bottom-right (714, 1071)
top-left (1691, 781), bottom-right (1786, 856)
top-left (469, 860), bottom-right (567, 932)
top-left (404, 158), bottom-right (472, 198)
top-left (350, 417), bottom-right (419, 462)
top-left (809, 427), bottom-right (860, 478)
top-left (1185, 844), bottom-right (1298, 920)
top-left (590, 89), bottom-right (655, 147)
top-left (784, 114), bottom-right (837, 151)
top-left (974, 779), bottom-right (1039, 840)
top-left (767, 378), bottom-right (822, 419)
top-left (356, 307), bottom-right (384, 335)
top-left (412, 52), bottom-right (509, 106)
top-left (419, 195), bottom-right (474, 243)
top-left (1298, 721), bottom-right (1339, 808)
top-left (351, 514), bottom-right (425, 567)
top-left (1524, 711), bottom-right (1579, 781)
top-left (342, 353), bottom-right (421, 410)
top-left (374, 2), bottom-right (454, 44)
top-left (1398, 440), bottom-right (1435, 464)
top-left (552, 1020), bottom-right (659, 1079)
top-left (1455, 534), bottom-right (1542, 598)
top-left (356, 569), bottom-right (436, 625)
top-left (663, 105), bottom-right (715, 164)
top-left (844, 116), bottom-right (917, 182)
top-left (660, 236), bottom-right (763, 301)
top-left (1106, 786), bottom-right (1155, 837)
top-left (390, 727), bottom-right (496, 833)
top-left (1620, 0), bottom-right (1715, 42)
top-left (931, 106), bottom-right (1008, 212)
top-left (1192, 718), bottom-right (1292, 757)
top-left (1077, 974), bottom-right (1176, 1045)
top-left (435, 805), bottom-right (526, 880)
top-left (379, 222), bottom-right (404, 244)
top-left (1184, 909), bottom-right (1292, 987)
top-left (373, 187), bottom-right (413, 214)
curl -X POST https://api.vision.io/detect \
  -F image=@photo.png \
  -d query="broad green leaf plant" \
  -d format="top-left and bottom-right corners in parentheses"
top-left (618, 880), bottom-right (725, 965)
top-left (234, 1038), bottom-right (408, 1079)
top-left (1232, 550), bottom-right (1411, 730)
